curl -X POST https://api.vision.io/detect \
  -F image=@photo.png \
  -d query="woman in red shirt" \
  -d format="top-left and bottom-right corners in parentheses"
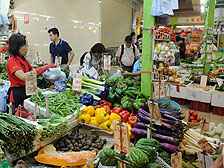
top-left (7, 33), bottom-right (55, 108)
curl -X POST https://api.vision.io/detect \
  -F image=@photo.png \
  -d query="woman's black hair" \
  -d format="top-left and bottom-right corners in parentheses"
top-left (8, 33), bottom-right (26, 57)
top-left (130, 32), bottom-right (135, 37)
top-left (91, 43), bottom-right (106, 54)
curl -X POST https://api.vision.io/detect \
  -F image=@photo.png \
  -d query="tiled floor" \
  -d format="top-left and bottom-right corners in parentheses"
top-left (181, 105), bottom-right (224, 124)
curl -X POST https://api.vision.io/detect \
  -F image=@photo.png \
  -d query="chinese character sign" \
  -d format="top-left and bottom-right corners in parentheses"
top-left (55, 56), bottom-right (62, 67)
top-left (104, 55), bottom-right (111, 70)
top-left (24, 14), bottom-right (29, 24)
top-left (197, 152), bottom-right (213, 168)
top-left (198, 138), bottom-right (215, 154)
top-left (25, 71), bottom-right (37, 96)
top-left (72, 73), bottom-right (82, 92)
top-left (153, 82), bottom-right (165, 98)
top-left (171, 152), bottom-right (182, 168)
top-left (113, 121), bottom-right (130, 156)
top-left (0, 54), bottom-right (5, 64)
top-left (148, 101), bottom-right (162, 125)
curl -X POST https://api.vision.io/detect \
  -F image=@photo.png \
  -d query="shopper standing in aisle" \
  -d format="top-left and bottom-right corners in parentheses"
top-left (116, 35), bottom-right (139, 72)
top-left (48, 28), bottom-right (74, 70)
top-left (130, 32), bottom-right (136, 44)
top-left (7, 33), bottom-right (55, 109)
top-left (179, 38), bottom-right (186, 60)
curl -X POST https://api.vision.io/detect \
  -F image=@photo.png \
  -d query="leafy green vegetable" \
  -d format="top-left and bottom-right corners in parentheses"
top-left (135, 145), bottom-right (157, 163)
top-left (136, 138), bottom-right (160, 150)
top-left (37, 75), bottom-right (51, 89)
top-left (126, 147), bottom-right (149, 168)
top-left (159, 151), bottom-right (171, 165)
top-left (99, 148), bottom-right (118, 166)
top-left (146, 163), bottom-right (161, 168)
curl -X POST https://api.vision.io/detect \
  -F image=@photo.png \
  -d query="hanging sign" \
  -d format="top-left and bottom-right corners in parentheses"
top-left (171, 152), bottom-right (182, 168)
top-left (177, 16), bottom-right (202, 24)
top-left (198, 152), bottom-right (213, 168)
top-left (113, 121), bottom-right (130, 156)
top-left (153, 82), bottom-right (165, 98)
top-left (72, 73), bottom-right (82, 92)
top-left (0, 53), bottom-right (5, 63)
top-left (200, 75), bottom-right (208, 87)
top-left (104, 55), bottom-right (111, 70)
top-left (198, 138), bottom-right (215, 154)
top-left (25, 71), bottom-right (37, 96)
top-left (148, 101), bottom-right (162, 125)
top-left (24, 14), bottom-right (29, 24)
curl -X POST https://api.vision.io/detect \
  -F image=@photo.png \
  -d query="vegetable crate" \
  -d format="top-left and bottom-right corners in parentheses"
top-left (212, 107), bottom-right (224, 116)
top-left (154, 30), bottom-right (171, 41)
top-left (189, 101), bottom-right (210, 113)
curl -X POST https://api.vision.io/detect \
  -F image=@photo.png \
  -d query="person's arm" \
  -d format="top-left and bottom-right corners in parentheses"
top-left (116, 46), bottom-right (122, 67)
top-left (122, 71), bottom-right (142, 77)
top-left (66, 51), bottom-right (75, 66)
top-left (135, 45), bottom-right (139, 60)
top-left (50, 54), bottom-right (53, 64)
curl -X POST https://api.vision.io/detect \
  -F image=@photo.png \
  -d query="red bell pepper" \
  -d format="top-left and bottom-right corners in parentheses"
top-left (109, 110), bottom-right (113, 115)
top-left (107, 102), bottom-right (112, 108)
top-left (94, 105), bottom-right (103, 110)
top-left (100, 100), bottom-right (108, 106)
top-left (128, 116), bottom-right (138, 127)
top-left (103, 105), bottom-right (110, 113)
top-left (113, 107), bottom-right (123, 114)
top-left (119, 110), bottom-right (130, 122)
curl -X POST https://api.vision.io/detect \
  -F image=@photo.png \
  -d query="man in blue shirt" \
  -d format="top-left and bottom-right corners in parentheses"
top-left (48, 28), bottom-right (74, 69)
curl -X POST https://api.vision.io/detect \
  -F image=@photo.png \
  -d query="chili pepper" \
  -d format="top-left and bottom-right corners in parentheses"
top-left (115, 88), bottom-right (123, 95)
top-left (107, 102), bottom-right (112, 108)
top-left (128, 116), bottom-right (138, 127)
top-left (99, 120), bottom-right (111, 130)
top-left (100, 100), bottom-right (108, 105)
top-left (78, 113), bottom-right (91, 124)
top-left (110, 113), bottom-right (121, 123)
top-left (94, 105), bottom-right (103, 110)
top-left (89, 117), bottom-right (99, 127)
top-left (119, 110), bottom-right (130, 122)
top-left (95, 108), bottom-right (110, 124)
top-left (103, 105), bottom-right (110, 113)
top-left (113, 107), bottom-right (123, 114)
top-left (83, 106), bottom-right (95, 117)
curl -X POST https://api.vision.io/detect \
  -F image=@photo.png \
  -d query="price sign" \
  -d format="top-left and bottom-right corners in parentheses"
top-left (198, 138), bottom-right (215, 154)
top-left (171, 152), bottom-right (182, 168)
top-left (55, 56), bottom-right (62, 67)
top-left (148, 101), bottom-right (162, 125)
top-left (217, 78), bottom-right (223, 87)
top-left (113, 121), bottom-right (130, 156)
top-left (36, 52), bottom-right (43, 64)
top-left (198, 152), bottom-right (213, 168)
top-left (201, 121), bottom-right (209, 134)
top-left (0, 53), bottom-right (5, 64)
top-left (72, 73), bottom-right (82, 92)
top-left (25, 71), bottom-right (37, 96)
top-left (153, 82), bottom-right (165, 98)
top-left (104, 55), bottom-right (111, 70)
top-left (200, 75), bottom-right (208, 87)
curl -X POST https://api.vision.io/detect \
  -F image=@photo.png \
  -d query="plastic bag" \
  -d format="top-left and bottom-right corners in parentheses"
top-left (151, 0), bottom-right (163, 16)
top-left (43, 67), bottom-right (66, 80)
top-left (161, 0), bottom-right (174, 15)
top-left (81, 67), bottom-right (99, 79)
top-left (0, 85), bottom-right (8, 112)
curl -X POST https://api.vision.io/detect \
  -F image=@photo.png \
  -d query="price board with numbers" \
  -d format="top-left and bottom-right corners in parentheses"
top-left (72, 73), bottom-right (82, 92)
top-left (198, 138), bottom-right (215, 154)
top-left (25, 71), bottom-right (37, 96)
top-left (148, 101), bottom-right (162, 125)
top-left (113, 121), bottom-right (130, 156)
top-left (104, 55), bottom-right (111, 70)
top-left (171, 152), bottom-right (182, 168)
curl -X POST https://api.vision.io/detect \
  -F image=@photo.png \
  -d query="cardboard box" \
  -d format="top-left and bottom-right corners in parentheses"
top-left (211, 90), bottom-right (224, 108)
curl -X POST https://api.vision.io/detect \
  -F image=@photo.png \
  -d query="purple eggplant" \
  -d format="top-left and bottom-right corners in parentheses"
top-left (152, 133), bottom-right (178, 145)
top-left (162, 119), bottom-right (177, 125)
top-left (130, 128), bottom-right (147, 138)
top-left (141, 103), bottom-right (149, 112)
top-left (161, 113), bottom-right (180, 121)
top-left (153, 128), bottom-right (174, 137)
top-left (160, 143), bottom-right (178, 153)
top-left (134, 122), bottom-right (147, 129)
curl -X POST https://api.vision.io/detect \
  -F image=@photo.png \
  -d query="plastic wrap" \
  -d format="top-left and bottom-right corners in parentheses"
top-left (43, 67), bottom-right (66, 81)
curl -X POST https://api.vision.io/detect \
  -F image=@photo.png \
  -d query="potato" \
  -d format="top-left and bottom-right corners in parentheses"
top-left (158, 66), bottom-right (164, 72)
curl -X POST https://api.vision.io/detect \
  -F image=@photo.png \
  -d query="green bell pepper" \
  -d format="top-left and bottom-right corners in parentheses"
top-left (107, 92), bottom-right (116, 103)
top-left (121, 96), bottom-right (131, 105)
top-left (114, 92), bottom-right (121, 103)
top-left (115, 88), bottom-right (123, 95)
top-left (133, 99), bottom-right (143, 110)
top-left (122, 101), bottom-right (132, 112)
top-left (113, 103), bottom-right (122, 107)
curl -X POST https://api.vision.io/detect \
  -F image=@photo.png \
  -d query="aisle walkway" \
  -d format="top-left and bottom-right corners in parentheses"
top-left (181, 105), bottom-right (224, 123)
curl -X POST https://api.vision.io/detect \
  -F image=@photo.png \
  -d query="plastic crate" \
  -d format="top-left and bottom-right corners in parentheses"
top-left (212, 106), bottom-right (224, 116)
top-left (155, 98), bottom-right (181, 112)
top-left (190, 101), bottom-right (210, 113)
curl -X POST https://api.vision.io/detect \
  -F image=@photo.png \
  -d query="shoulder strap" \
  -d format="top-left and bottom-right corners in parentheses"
top-left (132, 44), bottom-right (136, 57)
top-left (52, 43), bottom-right (61, 57)
top-left (120, 44), bottom-right (124, 60)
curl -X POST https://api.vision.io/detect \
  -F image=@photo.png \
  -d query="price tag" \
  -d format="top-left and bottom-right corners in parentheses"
top-left (200, 75), bottom-right (208, 87)
top-left (198, 138), bottom-right (215, 154)
top-left (148, 101), bottom-right (162, 125)
top-left (201, 121), bottom-right (209, 134)
top-left (198, 152), bottom-right (213, 168)
top-left (104, 55), bottom-right (111, 70)
top-left (153, 82), bottom-right (165, 98)
top-left (113, 121), bottom-right (130, 156)
top-left (217, 78), bottom-right (223, 87)
top-left (72, 73), bottom-right (82, 92)
top-left (171, 152), bottom-right (182, 168)
top-left (25, 71), bottom-right (37, 96)
top-left (0, 53), bottom-right (5, 64)
top-left (55, 56), bottom-right (62, 67)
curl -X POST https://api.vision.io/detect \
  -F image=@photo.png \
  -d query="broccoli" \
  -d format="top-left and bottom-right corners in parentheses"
top-left (159, 151), bottom-right (171, 165)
